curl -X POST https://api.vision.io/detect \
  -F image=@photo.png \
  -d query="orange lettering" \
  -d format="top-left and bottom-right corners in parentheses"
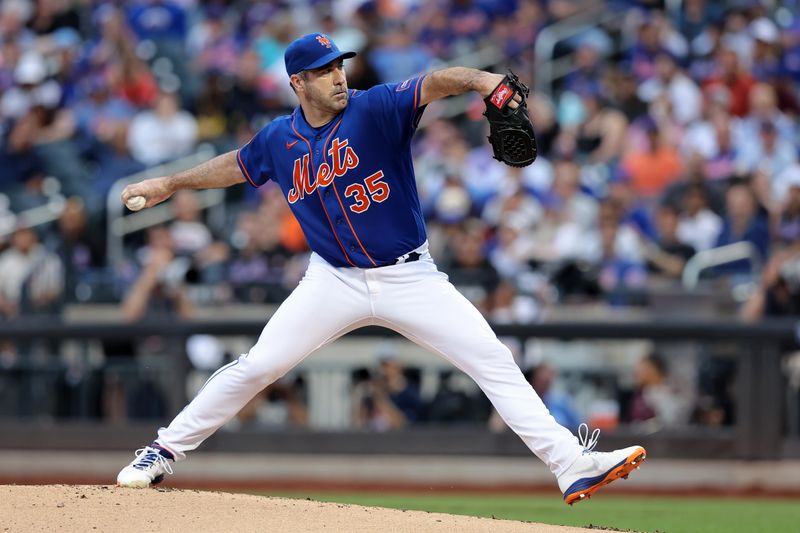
top-left (317, 161), bottom-right (333, 187)
top-left (329, 138), bottom-right (347, 176)
top-left (344, 146), bottom-right (359, 171)
top-left (288, 155), bottom-right (310, 204)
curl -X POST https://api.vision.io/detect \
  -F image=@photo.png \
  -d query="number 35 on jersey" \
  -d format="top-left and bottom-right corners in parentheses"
top-left (287, 137), bottom-right (390, 214)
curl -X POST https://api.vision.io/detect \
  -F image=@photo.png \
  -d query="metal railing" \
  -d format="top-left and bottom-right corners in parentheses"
top-left (533, 4), bottom-right (622, 97)
top-left (682, 242), bottom-right (763, 290)
top-left (104, 145), bottom-right (221, 267)
top-left (0, 178), bottom-right (67, 239)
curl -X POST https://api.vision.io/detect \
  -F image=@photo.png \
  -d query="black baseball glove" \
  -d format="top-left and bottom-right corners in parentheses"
top-left (483, 71), bottom-right (538, 167)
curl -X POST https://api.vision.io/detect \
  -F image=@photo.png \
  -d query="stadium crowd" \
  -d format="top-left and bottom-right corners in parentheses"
top-left (1, 0), bottom-right (800, 430)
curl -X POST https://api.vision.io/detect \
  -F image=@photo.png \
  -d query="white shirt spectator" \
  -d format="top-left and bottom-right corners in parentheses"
top-left (0, 240), bottom-right (63, 306)
top-left (734, 135), bottom-right (797, 179)
top-left (677, 209), bottom-right (722, 252)
top-left (128, 92), bottom-right (198, 166)
top-left (773, 165), bottom-right (800, 202)
top-left (582, 224), bottom-right (645, 264)
top-left (638, 72), bottom-right (702, 125)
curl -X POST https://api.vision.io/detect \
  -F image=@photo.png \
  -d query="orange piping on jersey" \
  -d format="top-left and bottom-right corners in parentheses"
top-left (322, 118), bottom-right (378, 267)
top-left (236, 148), bottom-right (259, 187)
top-left (291, 112), bottom-right (356, 267)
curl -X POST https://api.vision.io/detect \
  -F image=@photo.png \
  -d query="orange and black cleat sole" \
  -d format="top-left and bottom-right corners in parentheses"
top-left (564, 447), bottom-right (647, 506)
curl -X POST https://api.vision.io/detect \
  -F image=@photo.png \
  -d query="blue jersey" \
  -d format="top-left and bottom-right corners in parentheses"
top-left (236, 75), bottom-right (428, 268)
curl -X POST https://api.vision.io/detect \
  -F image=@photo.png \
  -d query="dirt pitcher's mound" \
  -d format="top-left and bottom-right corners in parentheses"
top-left (0, 484), bottom-right (596, 533)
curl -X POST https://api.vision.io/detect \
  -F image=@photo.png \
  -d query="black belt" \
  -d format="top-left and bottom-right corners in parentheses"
top-left (374, 251), bottom-right (422, 268)
top-left (398, 251), bottom-right (422, 264)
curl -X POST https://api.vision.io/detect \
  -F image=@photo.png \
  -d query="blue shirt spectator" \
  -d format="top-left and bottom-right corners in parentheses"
top-left (127, 0), bottom-right (187, 43)
top-left (714, 183), bottom-right (770, 274)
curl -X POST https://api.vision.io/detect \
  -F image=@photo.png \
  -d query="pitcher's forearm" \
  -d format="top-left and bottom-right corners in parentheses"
top-left (165, 151), bottom-right (246, 193)
top-left (419, 67), bottom-right (502, 106)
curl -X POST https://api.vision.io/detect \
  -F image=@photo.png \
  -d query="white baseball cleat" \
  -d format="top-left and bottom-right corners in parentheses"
top-left (117, 445), bottom-right (175, 488)
top-left (557, 424), bottom-right (646, 505)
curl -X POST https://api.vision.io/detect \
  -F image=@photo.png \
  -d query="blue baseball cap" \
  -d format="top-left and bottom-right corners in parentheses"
top-left (284, 33), bottom-right (356, 77)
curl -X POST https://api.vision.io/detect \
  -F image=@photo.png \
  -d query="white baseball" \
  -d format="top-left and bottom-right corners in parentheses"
top-left (126, 196), bottom-right (147, 211)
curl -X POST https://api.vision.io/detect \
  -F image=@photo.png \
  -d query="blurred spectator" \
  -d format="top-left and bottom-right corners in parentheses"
top-left (702, 47), bottom-right (754, 117)
top-left (490, 214), bottom-right (538, 279)
top-left (741, 178), bottom-right (800, 320)
top-left (47, 197), bottom-right (104, 302)
top-left (683, 106), bottom-right (738, 182)
top-left (352, 355), bottom-right (422, 431)
top-left (675, 0), bottom-right (720, 42)
top-left (194, 72), bottom-right (229, 146)
top-left (526, 362), bottom-right (581, 430)
top-left (0, 0), bottom-right (34, 52)
top-left (128, 90), bottom-right (198, 166)
top-left (127, 0), bottom-right (188, 45)
top-left (444, 219), bottom-right (500, 313)
top-left (224, 49), bottom-right (273, 142)
top-left (549, 160), bottom-right (597, 228)
top-left (107, 45), bottom-right (158, 109)
top-left (676, 183), bottom-right (722, 252)
top-left (369, 23), bottom-right (432, 83)
top-left (605, 69), bottom-right (649, 122)
top-left (236, 375), bottom-right (308, 428)
top-left (626, 16), bottom-right (668, 82)
top-left (68, 72), bottom-right (142, 210)
top-left (168, 190), bottom-right (228, 284)
top-left (432, 173), bottom-right (473, 225)
top-left (777, 175), bottom-right (800, 245)
top-left (190, 6), bottom-right (241, 78)
top-left (741, 248), bottom-right (800, 321)
top-left (489, 279), bottom-right (543, 324)
top-left (592, 200), bottom-right (648, 300)
top-left (623, 353), bottom-right (688, 428)
top-left (571, 90), bottom-right (628, 166)
top-left (121, 225), bottom-right (194, 322)
top-left (562, 33), bottom-right (608, 97)
top-left (0, 49), bottom-right (84, 199)
top-left (429, 369), bottom-right (488, 423)
top-left (417, 5), bottom-right (456, 59)
top-left (645, 203), bottom-right (696, 279)
top-left (0, 225), bottom-right (63, 318)
top-left (525, 192), bottom-right (588, 266)
top-left (227, 206), bottom-right (294, 302)
top-left (621, 117), bottom-right (682, 199)
top-left (448, 0), bottom-right (491, 48)
top-left (714, 181), bottom-right (770, 273)
top-left (482, 172), bottom-right (542, 229)
top-left (605, 167), bottom-right (656, 240)
top-left (748, 17), bottom-right (781, 82)
top-left (638, 51), bottom-right (702, 125)
top-left (734, 120), bottom-right (796, 181)
top-left (27, 0), bottom-right (80, 35)
top-left (735, 82), bottom-right (794, 147)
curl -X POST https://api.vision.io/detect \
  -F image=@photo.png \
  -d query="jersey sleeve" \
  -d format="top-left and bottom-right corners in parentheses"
top-left (236, 124), bottom-right (274, 188)
top-left (366, 74), bottom-right (427, 146)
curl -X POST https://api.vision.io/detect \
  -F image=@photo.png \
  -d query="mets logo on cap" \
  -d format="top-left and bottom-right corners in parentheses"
top-left (316, 35), bottom-right (332, 48)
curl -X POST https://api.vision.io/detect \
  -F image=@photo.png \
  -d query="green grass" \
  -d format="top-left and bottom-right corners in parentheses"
top-left (253, 491), bottom-right (800, 533)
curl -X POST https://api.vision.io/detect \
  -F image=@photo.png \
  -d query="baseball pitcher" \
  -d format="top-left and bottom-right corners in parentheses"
top-left (117, 33), bottom-right (645, 505)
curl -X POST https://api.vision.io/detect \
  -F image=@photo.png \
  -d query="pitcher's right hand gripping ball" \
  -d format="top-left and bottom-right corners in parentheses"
top-left (484, 71), bottom-right (538, 167)
top-left (121, 177), bottom-right (173, 211)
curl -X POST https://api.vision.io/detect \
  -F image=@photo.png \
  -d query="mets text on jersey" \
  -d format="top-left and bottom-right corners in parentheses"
top-left (286, 137), bottom-right (390, 214)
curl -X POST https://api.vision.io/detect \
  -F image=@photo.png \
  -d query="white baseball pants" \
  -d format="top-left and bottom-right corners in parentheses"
top-left (157, 251), bottom-right (583, 476)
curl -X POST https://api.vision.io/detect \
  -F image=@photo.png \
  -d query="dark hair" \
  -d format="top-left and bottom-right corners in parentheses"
top-left (645, 353), bottom-right (667, 377)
